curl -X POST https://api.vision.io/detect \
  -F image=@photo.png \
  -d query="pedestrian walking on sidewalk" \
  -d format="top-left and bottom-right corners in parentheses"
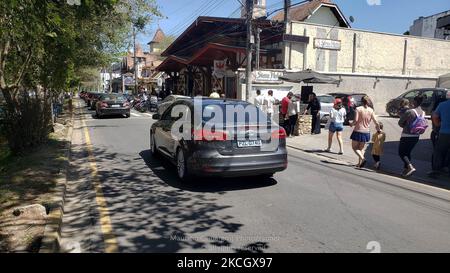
top-left (399, 99), bottom-right (410, 116)
top-left (325, 98), bottom-right (346, 155)
top-left (304, 93), bottom-right (321, 135)
top-left (288, 95), bottom-right (300, 137)
top-left (398, 95), bottom-right (427, 177)
top-left (282, 92), bottom-right (293, 136)
top-left (254, 89), bottom-right (264, 108)
top-left (350, 96), bottom-right (380, 168)
top-left (371, 122), bottom-right (386, 170)
top-left (429, 99), bottom-right (450, 178)
top-left (264, 90), bottom-right (276, 121)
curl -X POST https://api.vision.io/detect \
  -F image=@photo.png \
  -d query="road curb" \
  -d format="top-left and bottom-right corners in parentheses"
top-left (39, 102), bottom-right (74, 253)
top-left (287, 144), bottom-right (450, 201)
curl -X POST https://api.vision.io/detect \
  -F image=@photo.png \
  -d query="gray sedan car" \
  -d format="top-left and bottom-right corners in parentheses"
top-left (150, 98), bottom-right (288, 181)
top-left (157, 95), bottom-right (190, 115)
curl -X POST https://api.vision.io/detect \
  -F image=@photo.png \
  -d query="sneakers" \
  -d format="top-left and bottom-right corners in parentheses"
top-left (374, 162), bottom-right (380, 170)
top-left (403, 165), bottom-right (416, 177)
top-left (324, 148), bottom-right (331, 153)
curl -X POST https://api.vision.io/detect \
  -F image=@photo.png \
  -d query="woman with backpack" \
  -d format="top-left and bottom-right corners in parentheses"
top-left (398, 95), bottom-right (427, 177)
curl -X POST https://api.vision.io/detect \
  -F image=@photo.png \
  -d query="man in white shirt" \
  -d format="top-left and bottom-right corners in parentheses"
top-left (264, 90), bottom-right (276, 120)
top-left (254, 89), bottom-right (264, 108)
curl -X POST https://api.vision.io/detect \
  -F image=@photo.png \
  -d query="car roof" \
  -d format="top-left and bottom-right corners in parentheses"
top-left (176, 97), bottom-right (250, 105)
top-left (408, 88), bottom-right (449, 92)
top-left (328, 92), bottom-right (367, 96)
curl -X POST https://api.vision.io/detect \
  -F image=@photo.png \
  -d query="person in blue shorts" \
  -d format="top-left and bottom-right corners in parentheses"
top-left (325, 98), bottom-right (347, 155)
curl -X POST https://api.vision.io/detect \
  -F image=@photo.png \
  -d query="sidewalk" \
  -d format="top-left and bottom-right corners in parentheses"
top-left (286, 117), bottom-right (450, 191)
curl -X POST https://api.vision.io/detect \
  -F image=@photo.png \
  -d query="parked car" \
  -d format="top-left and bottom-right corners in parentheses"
top-left (157, 95), bottom-right (190, 115)
top-left (89, 92), bottom-right (104, 110)
top-left (95, 93), bottom-right (130, 118)
top-left (150, 98), bottom-right (288, 181)
top-left (85, 92), bottom-right (102, 108)
top-left (316, 95), bottom-right (334, 124)
top-left (386, 88), bottom-right (450, 117)
top-left (328, 92), bottom-right (370, 124)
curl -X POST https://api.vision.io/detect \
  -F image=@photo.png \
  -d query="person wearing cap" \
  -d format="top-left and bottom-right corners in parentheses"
top-left (325, 98), bottom-right (346, 155)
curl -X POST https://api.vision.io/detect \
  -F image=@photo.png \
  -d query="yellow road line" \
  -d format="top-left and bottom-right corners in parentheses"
top-left (81, 116), bottom-right (119, 253)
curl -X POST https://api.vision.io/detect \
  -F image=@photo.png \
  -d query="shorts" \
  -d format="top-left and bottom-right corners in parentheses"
top-left (351, 131), bottom-right (371, 143)
top-left (329, 122), bottom-right (344, 133)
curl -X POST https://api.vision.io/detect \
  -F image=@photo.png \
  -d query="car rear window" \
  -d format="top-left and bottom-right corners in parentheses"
top-left (101, 94), bottom-right (125, 101)
top-left (199, 103), bottom-right (270, 124)
top-left (318, 96), bottom-right (334, 103)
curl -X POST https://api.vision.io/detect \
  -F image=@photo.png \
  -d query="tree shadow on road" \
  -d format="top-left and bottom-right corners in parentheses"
top-left (64, 143), bottom-right (276, 253)
top-left (139, 150), bottom-right (277, 193)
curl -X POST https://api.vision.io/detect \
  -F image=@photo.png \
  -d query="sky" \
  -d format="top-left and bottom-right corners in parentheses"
top-left (137, 0), bottom-right (450, 46)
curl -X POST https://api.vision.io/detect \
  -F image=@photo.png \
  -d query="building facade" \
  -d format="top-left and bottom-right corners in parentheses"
top-left (121, 28), bottom-right (166, 93)
top-left (409, 10), bottom-right (450, 40)
top-left (158, 0), bottom-right (450, 113)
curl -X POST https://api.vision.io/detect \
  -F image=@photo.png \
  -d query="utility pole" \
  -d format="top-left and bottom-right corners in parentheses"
top-left (284, 0), bottom-right (291, 24)
top-left (255, 26), bottom-right (261, 70)
top-left (245, 0), bottom-right (254, 102)
top-left (133, 26), bottom-right (138, 95)
top-left (283, 0), bottom-right (291, 69)
top-left (109, 64), bottom-right (113, 93)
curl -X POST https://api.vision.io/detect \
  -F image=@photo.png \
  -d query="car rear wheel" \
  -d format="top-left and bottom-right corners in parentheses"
top-left (176, 148), bottom-right (190, 181)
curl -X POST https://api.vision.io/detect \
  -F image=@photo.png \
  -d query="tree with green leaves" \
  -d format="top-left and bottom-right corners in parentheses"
top-left (0, 0), bottom-right (160, 154)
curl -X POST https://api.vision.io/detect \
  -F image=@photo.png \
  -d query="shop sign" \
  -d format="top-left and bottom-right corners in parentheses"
top-left (314, 38), bottom-right (341, 50)
top-left (253, 70), bottom-right (284, 83)
top-left (213, 60), bottom-right (226, 78)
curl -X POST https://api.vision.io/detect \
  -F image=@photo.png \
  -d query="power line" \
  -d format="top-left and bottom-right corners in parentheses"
top-left (172, 0), bottom-right (228, 37)
top-left (166, 0), bottom-right (214, 35)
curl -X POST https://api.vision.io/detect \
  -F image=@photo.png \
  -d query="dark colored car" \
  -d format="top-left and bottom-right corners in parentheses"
top-left (95, 93), bottom-right (130, 118)
top-left (157, 95), bottom-right (190, 115)
top-left (89, 92), bottom-right (104, 110)
top-left (328, 92), bottom-right (370, 124)
top-left (85, 92), bottom-right (102, 108)
top-left (386, 88), bottom-right (450, 117)
top-left (150, 98), bottom-right (288, 181)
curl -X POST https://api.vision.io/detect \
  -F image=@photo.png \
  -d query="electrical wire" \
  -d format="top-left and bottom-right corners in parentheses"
top-left (166, 0), bottom-right (215, 35)
top-left (172, 0), bottom-right (229, 37)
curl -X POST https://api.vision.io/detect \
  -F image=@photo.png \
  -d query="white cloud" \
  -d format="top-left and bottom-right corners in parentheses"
top-left (367, 0), bottom-right (382, 5)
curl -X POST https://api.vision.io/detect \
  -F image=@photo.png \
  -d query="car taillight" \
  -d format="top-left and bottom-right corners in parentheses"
top-left (123, 102), bottom-right (130, 107)
top-left (271, 128), bottom-right (286, 139)
top-left (192, 129), bottom-right (229, 141)
top-left (100, 102), bottom-right (108, 108)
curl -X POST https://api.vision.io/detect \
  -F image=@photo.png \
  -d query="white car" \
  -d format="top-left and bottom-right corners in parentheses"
top-left (317, 95), bottom-right (334, 124)
top-left (157, 95), bottom-right (190, 115)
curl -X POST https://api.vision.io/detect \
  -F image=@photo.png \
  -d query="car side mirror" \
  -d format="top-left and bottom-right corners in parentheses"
top-left (152, 114), bottom-right (160, 120)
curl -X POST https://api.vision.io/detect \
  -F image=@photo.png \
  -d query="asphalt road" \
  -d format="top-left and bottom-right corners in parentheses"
top-left (59, 100), bottom-right (450, 253)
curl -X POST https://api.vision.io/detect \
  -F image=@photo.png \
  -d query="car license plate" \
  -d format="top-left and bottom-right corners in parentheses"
top-left (111, 104), bottom-right (120, 108)
top-left (237, 140), bottom-right (262, 148)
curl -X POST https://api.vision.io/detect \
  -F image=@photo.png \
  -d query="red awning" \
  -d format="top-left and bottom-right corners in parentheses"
top-left (156, 43), bottom-right (279, 72)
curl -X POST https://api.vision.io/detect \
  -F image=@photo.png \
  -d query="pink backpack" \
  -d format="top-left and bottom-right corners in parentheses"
top-left (408, 109), bottom-right (428, 135)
